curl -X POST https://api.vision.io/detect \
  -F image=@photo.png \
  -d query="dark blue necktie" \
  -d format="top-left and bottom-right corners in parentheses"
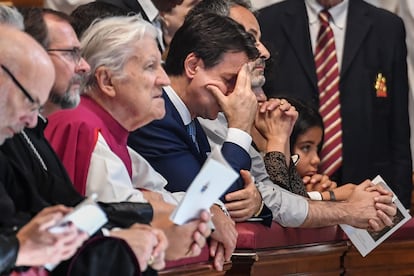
top-left (186, 120), bottom-right (200, 152)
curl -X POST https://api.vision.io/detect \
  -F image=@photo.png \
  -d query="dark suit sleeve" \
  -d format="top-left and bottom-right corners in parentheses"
top-left (128, 115), bottom-right (251, 202)
top-left (99, 202), bottom-right (153, 228)
top-left (387, 16), bottom-right (412, 207)
top-left (221, 141), bottom-right (252, 194)
top-left (341, 10), bottom-right (412, 208)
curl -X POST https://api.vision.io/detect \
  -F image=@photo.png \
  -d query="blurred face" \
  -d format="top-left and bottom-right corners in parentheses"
top-left (186, 51), bottom-right (249, 119)
top-left (294, 126), bottom-right (323, 178)
top-left (161, 0), bottom-right (201, 46)
top-left (229, 5), bottom-right (270, 90)
top-left (112, 35), bottom-right (170, 130)
top-left (45, 15), bottom-right (91, 110)
top-left (0, 64), bottom-right (51, 144)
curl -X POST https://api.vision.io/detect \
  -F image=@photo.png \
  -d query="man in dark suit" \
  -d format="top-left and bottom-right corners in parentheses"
top-left (128, 11), bottom-right (264, 209)
top-left (258, 0), bottom-right (412, 208)
top-left (128, 12), bottom-right (271, 265)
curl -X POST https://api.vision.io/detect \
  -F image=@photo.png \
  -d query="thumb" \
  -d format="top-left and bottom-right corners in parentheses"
top-left (209, 238), bottom-right (218, 257)
top-left (240, 169), bottom-right (253, 188)
top-left (206, 84), bottom-right (226, 108)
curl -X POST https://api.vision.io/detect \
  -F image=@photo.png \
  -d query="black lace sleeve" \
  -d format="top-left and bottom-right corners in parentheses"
top-left (264, 151), bottom-right (309, 198)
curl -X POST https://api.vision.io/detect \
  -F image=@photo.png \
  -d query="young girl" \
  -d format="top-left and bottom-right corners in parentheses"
top-left (289, 98), bottom-right (355, 201)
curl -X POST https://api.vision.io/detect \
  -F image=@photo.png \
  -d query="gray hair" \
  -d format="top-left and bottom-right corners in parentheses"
top-left (80, 15), bottom-right (157, 90)
top-left (0, 4), bottom-right (24, 30)
top-left (227, 0), bottom-right (252, 11)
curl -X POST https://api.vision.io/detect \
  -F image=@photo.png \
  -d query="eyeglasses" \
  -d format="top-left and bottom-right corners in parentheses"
top-left (47, 47), bottom-right (82, 64)
top-left (1, 64), bottom-right (35, 103)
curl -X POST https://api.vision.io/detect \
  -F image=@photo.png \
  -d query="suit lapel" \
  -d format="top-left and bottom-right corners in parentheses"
top-left (163, 93), bottom-right (208, 162)
top-left (341, 0), bottom-right (371, 78)
top-left (283, 1), bottom-right (318, 92)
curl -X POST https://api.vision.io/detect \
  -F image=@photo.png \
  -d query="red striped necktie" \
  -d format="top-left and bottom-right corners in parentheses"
top-left (314, 10), bottom-right (343, 176)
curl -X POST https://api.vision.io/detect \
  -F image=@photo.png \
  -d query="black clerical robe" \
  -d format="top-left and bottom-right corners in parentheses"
top-left (0, 116), bottom-right (153, 232)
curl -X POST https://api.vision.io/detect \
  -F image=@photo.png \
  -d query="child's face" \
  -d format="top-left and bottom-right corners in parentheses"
top-left (294, 126), bottom-right (323, 177)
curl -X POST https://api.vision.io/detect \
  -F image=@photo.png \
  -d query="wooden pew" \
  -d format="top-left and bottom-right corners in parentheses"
top-left (227, 222), bottom-right (346, 275)
top-left (229, 242), bottom-right (348, 276)
top-left (343, 217), bottom-right (414, 275)
top-left (155, 218), bottom-right (414, 275)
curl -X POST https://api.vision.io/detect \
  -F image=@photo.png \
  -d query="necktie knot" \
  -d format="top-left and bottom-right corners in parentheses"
top-left (187, 120), bottom-right (200, 152)
top-left (187, 120), bottom-right (196, 137)
top-left (318, 10), bottom-right (331, 27)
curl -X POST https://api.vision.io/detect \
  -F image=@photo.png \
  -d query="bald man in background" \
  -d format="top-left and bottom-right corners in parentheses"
top-left (0, 24), bottom-right (87, 274)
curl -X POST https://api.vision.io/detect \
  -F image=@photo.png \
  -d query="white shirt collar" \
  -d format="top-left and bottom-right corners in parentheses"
top-left (137, 0), bottom-right (159, 22)
top-left (163, 85), bottom-right (192, 126)
top-left (305, 0), bottom-right (348, 30)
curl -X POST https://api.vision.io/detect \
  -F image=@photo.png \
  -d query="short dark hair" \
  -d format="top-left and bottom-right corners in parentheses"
top-left (71, 2), bottom-right (129, 38)
top-left (288, 97), bottom-right (325, 153)
top-left (20, 8), bottom-right (73, 49)
top-left (165, 12), bottom-right (258, 76)
top-left (187, 0), bottom-right (252, 19)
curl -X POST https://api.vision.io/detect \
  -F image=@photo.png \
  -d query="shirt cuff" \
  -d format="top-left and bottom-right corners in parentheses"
top-left (226, 128), bottom-right (252, 152)
top-left (101, 228), bottom-right (111, 237)
top-left (214, 201), bottom-right (230, 216)
top-left (308, 191), bottom-right (323, 201)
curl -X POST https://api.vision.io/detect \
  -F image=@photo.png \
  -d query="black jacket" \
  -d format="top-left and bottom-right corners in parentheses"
top-left (258, 0), bottom-right (412, 207)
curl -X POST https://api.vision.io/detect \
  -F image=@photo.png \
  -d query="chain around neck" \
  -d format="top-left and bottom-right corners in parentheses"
top-left (21, 130), bottom-right (48, 171)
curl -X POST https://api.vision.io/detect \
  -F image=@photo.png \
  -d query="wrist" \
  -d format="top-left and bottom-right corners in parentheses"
top-left (227, 122), bottom-right (251, 134)
top-left (332, 200), bottom-right (352, 225)
top-left (253, 200), bottom-right (264, 217)
top-left (329, 190), bottom-right (336, 201)
top-left (265, 140), bottom-right (289, 155)
top-left (213, 203), bottom-right (230, 217)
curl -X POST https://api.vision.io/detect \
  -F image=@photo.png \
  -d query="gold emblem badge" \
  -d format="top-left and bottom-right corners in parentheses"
top-left (375, 73), bottom-right (387, 97)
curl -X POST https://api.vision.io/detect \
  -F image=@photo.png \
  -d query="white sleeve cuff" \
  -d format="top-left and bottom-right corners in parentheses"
top-left (308, 191), bottom-right (323, 201)
top-left (226, 128), bottom-right (252, 152)
top-left (101, 228), bottom-right (111, 236)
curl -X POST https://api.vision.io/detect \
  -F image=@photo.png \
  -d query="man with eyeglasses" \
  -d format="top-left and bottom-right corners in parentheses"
top-left (29, 9), bottom-right (90, 115)
top-left (0, 20), bottom-right (50, 144)
top-left (1, 7), bottom-right (212, 274)
top-left (0, 65), bottom-right (43, 114)
top-left (0, 23), bottom-right (88, 274)
top-left (1, 7), bottom-right (166, 274)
